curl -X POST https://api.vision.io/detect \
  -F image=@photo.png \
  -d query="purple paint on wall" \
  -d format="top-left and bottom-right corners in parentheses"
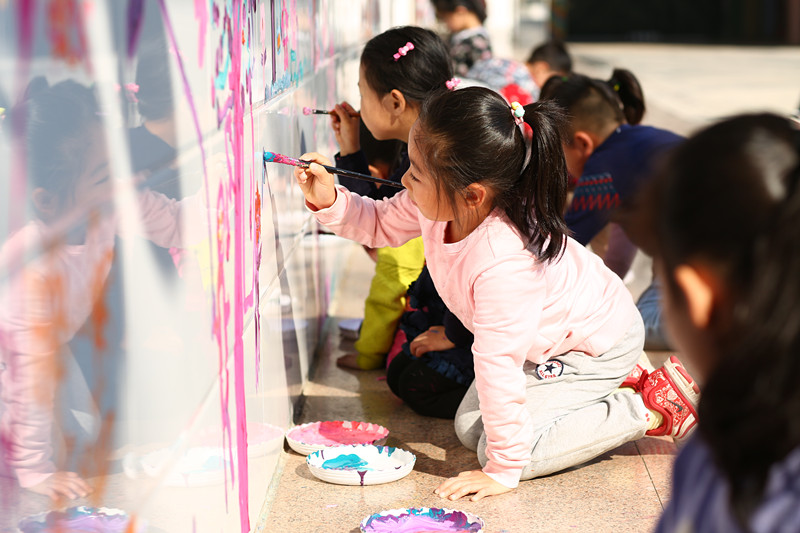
top-left (126, 0), bottom-right (145, 60)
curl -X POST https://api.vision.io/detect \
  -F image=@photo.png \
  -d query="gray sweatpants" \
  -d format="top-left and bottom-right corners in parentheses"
top-left (454, 315), bottom-right (649, 479)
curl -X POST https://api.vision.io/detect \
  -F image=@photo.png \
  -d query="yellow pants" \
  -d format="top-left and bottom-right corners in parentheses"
top-left (354, 237), bottom-right (425, 370)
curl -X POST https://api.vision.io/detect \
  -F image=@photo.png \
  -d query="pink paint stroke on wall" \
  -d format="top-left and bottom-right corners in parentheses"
top-left (245, 7), bottom-right (262, 391)
top-left (194, 0), bottom-right (208, 67)
top-left (156, 2), bottom-right (255, 521)
top-left (126, 0), bottom-right (145, 60)
top-left (207, 0), bottom-right (264, 529)
top-left (213, 178), bottom-right (234, 508)
top-left (227, 2), bottom-right (251, 530)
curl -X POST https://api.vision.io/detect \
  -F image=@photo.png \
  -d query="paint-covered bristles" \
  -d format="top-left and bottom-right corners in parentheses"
top-left (263, 151), bottom-right (307, 167)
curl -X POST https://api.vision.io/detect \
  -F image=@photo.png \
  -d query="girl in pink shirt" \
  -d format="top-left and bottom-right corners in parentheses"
top-left (0, 79), bottom-right (207, 501)
top-left (294, 87), bottom-right (700, 501)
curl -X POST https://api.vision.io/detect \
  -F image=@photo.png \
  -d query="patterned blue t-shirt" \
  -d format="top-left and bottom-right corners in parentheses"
top-left (565, 124), bottom-right (683, 245)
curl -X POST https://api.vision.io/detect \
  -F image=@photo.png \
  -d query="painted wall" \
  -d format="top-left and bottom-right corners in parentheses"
top-left (0, 1), bottom-right (425, 531)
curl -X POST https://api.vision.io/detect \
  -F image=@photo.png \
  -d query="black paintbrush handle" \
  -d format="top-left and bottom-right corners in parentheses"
top-left (311, 108), bottom-right (361, 118)
top-left (299, 160), bottom-right (404, 189)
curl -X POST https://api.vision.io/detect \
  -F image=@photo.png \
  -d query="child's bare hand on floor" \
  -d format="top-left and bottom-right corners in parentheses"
top-left (410, 326), bottom-right (455, 357)
top-left (434, 470), bottom-right (511, 502)
top-left (29, 471), bottom-right (92, 500)
top-left (293, 152), bottom-right (336, 210)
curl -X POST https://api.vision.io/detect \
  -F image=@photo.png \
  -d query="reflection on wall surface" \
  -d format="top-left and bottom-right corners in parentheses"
top-left (0, 1), bottom-right (421, 531)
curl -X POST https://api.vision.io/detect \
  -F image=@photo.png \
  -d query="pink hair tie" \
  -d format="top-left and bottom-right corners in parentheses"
top-left (393, 42), bottom-right (415, 61)
top-left (445, 78), bottom-right (460, 91)
top-left (114, 82), bottom-right (140, 103)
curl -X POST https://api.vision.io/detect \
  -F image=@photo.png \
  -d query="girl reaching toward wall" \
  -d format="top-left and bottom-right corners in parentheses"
top-left (329, 26), bottom-right (455, 372)
top-left (294, 87), bottom-right (699, 501)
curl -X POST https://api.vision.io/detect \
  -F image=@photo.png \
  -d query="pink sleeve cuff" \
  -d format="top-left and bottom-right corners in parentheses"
top-left (484, 467), bottom-right (522, 489)
top-left (15, 469), bottom-right (54, 489)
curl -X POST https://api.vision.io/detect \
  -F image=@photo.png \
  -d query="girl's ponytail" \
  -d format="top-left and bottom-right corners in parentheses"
top-left (418, 88), bottom-right (569, 263)
top-left (607, 68), bottom-right (645, 125)
top-left (539, 69), bottom-right (642, 133)
top-left (517, 100), bottom-right (569, 262)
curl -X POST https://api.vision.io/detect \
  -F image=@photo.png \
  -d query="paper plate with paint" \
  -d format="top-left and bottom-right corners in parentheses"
top-left (18, 506), bottom-right (146, 533)
top-left (360, 507), bottom-right (485, 533)
top-left (285, 420), bottom-right (389, 455)
top-left (306, 444), bottom-right (415, 486)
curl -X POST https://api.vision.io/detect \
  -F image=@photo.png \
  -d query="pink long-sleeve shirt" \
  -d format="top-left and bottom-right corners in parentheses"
top-left (0, 189), bottom-right (207, 487)
top-left (313, 187), bottom-right (638, 488)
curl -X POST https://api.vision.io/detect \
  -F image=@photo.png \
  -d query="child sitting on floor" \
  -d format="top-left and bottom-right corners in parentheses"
top-left (330, 26), bottom-right (454, 370)
top-left (294, 87), bottom-right (699, 501)
top-left (386, 265), bottom-right (474, 419)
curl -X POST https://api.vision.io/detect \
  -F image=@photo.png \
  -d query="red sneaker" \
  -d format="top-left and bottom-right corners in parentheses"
top-left (640, 356), bottom-right (700, 442)
top-left (621, 361), bottom-right (648, 390)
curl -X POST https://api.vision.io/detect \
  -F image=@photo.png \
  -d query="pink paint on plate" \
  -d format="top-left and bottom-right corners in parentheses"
top-left (286, 421), bottom-right (389, 454)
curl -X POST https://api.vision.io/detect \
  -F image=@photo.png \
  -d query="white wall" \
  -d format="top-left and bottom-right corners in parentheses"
top-left (0, 1), bottom-right (426, 531)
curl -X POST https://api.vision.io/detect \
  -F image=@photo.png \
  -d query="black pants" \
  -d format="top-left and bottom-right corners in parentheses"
top-left (386, 352), bottom-right (470, 419)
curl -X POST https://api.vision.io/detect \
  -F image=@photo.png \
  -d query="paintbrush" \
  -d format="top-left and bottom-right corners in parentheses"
top-left (302, 106), bottom-right (361, 118)
top-left (263, 151), bottom-right (404, 189)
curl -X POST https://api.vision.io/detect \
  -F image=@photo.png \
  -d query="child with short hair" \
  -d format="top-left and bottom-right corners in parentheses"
top-left (638, 113), bottom-right (800, 532)
top-left (431, 0), bottom-right (492, 77)
top-left (525, 39), bottom-right (573, 94)
top-left (330, 26), bottom-right (454, 370)
top-left (540, 69), bottom-right (684, 350)
top-left (294, 87), bottom-right (699, 501)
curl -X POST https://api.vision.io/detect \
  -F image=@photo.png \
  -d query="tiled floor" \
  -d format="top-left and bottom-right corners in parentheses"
top-left (266, 241), bottom-right (678, 533)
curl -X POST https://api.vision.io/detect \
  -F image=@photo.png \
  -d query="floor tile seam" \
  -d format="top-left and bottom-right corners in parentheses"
top-left (634, 439), bottom-right (666, 510)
